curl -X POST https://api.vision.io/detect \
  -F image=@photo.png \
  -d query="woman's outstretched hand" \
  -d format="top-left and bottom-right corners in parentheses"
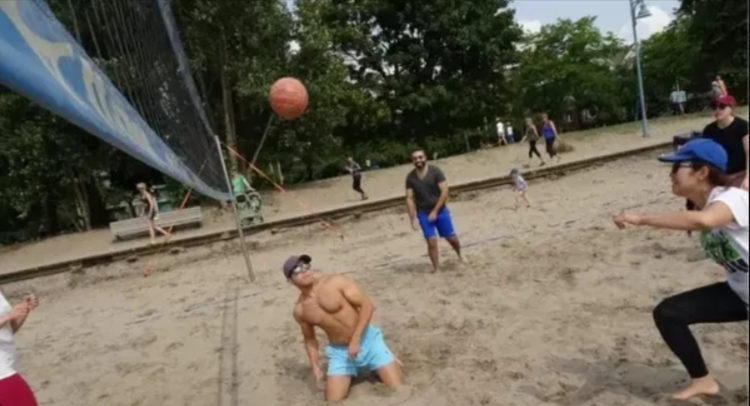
top-left (613, 212), bottom-right (642, 229)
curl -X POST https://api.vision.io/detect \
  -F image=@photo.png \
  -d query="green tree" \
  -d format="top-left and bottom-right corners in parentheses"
top-left (0, 88), bottom-right (116, 238)
top-left (264, 0), bottom-right (358, 181)
top-left (510, 17), bottom-right (629, 129)
top-left (679, 0), bottom-right (748, 102)
top-left (318, 0), bottom-right (522, 152)
top-left (175, 0), bottom-right (294, 172)
top-left (639, 16), bottom-right (699, 115)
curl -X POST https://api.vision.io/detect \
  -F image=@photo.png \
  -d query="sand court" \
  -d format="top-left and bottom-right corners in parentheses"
top-left (4, 151), bottom-right (749, 406)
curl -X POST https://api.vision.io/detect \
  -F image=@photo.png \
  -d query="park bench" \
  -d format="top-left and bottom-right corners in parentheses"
top-left (109, 206), bottom-right (203, 241)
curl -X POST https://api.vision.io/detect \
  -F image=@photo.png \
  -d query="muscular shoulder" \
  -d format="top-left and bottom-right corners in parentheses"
top-left (324, 274), bottom-right (355, 290)
top-left (292, 301), bottom-right (305, 322)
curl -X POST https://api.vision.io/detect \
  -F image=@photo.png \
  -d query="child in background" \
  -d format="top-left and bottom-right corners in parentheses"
top-left (510, 168), bottom-right (531, 208)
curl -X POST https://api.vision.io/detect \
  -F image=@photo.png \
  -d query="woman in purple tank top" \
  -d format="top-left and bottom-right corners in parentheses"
top-left (541, 113), bottom-right (562, 162)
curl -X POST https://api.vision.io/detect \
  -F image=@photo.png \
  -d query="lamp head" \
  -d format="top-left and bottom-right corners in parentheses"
top-left (636, 2), bottom-right (652, 19)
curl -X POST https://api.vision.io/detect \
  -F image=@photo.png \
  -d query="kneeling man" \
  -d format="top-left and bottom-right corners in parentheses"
top-left (284, 255), bottom-right (403, 401)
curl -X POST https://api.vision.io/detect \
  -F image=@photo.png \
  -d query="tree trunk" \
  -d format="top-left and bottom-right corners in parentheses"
top-left (71, 176), bottom-right (92, 231)
top-left (277, 161), bottom-right (284, 186)
top-left (43, 193), bottom-right (60, 237)
top-left (220, 31), bottom-right (238, 174)
top-left (85, 180), bottom-right (110, 228)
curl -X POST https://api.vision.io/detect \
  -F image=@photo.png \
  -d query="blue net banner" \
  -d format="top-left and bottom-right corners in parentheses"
top-left (0, 1), bottom-right (230, 201)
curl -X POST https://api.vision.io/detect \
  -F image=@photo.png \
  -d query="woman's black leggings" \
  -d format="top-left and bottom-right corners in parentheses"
top-left (545, 137), bottom-right (557, 158)
top-left (653, 282), bottom-right (748, 379)
top-left (352, 175), bottom-right (365, 194)
top-left (528, 141), bottom-right (542, 159)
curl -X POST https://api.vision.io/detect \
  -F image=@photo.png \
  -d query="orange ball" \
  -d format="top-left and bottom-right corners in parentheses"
top-left (269, 77), bottom-right (309, 119)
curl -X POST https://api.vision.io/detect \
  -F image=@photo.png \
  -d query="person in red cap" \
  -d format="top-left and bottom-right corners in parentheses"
top-left (283, 255), bottom-right (402, 402)
top-left (701, 94), bottom-right (748, 190)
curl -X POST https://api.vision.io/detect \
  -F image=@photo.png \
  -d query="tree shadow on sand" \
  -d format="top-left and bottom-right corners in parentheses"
top-left (520, 356), bottom-right (748, 406)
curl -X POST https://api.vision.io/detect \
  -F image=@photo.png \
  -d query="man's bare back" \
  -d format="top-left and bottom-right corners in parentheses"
top-left (293, 275), bottom-right (360, 345)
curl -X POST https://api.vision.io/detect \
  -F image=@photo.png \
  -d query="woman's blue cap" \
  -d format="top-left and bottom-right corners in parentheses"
top-left (658, 138), bottom-right (728, 173)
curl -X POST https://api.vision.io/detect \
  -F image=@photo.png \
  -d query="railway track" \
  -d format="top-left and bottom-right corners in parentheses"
top-left (0, 141), bottom-right (672, 284)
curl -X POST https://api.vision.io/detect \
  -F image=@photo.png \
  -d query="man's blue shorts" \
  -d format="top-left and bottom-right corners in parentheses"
top-left (417, 207), bottom-right (456, 240)
top-left (326, 325), bottom-right (395, 376)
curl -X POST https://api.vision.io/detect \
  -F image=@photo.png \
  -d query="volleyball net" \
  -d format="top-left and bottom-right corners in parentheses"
top-left (0, 0), bottom-right (229, 201)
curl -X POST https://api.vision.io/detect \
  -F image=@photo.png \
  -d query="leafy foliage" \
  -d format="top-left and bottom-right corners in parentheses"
top-left (0, 0), bottom-right (746, 243)
top-left (510, 17), bottom-right (630, 129)
top-left (678, 0), bottom-right (748, 103)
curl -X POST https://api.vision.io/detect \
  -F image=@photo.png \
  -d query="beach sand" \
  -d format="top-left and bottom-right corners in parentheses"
top-left (4, 151), bottom-right (748, 406)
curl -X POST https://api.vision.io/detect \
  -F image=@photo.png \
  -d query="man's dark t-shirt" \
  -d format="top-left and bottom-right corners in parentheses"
top-left (702, 117), bottom-right (749, 175)
top-left (406, 165), bottom-right (446, 212)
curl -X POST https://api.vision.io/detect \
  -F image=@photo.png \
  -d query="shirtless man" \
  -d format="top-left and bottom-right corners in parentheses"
top-left (284, 255), bottom-right (402, 402)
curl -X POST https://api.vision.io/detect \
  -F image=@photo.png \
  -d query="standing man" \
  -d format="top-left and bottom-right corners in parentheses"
top-left (495, 120), bottom-right (507, 146)
top-left (405, 148), bottom-right (463, 272)
top-left (670, 86), bottom-right (685, 115)
top-left (285, 255), bottom-right (402, 402)
top-left (676, 86), bottom-right (687, 115)
top-left (345, 157), bottom-right (368, 200)
top-left (506, 122), bottom-right (515, 144)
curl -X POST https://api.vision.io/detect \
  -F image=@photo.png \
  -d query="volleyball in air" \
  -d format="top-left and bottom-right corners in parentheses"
top-left (269, 77), bottom-right (309, 120)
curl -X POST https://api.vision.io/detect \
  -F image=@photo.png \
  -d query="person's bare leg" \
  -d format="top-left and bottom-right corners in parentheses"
top-left (376, 362), bottom-right (403, 388)
top-left (325, 375), bottom-right (353, 402)
top-left (446, 236), bottom-right (462, 261)
top-left (427, 238), bottom-right (439, 272)
top-left (672, 376), bottom-right (720, 401)
top-left (521, 193), bottom-right (531, 208)
top-left (155, 225), bottom-right (170, 237)
top-left (148, 221), bottom-right (157, 244)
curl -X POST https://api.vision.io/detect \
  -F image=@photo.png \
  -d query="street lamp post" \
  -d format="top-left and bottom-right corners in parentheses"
top-left (630, 0), bottom-right (651, 138)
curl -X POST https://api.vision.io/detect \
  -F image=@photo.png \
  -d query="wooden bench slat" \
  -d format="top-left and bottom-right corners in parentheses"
top-left (109, 207), bottom-right (203, 239)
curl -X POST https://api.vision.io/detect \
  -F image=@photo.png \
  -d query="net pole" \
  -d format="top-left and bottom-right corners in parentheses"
top-left (214, 134), bottom-right (256, 282)
top-left (249, 113), bottom-right (277, 171)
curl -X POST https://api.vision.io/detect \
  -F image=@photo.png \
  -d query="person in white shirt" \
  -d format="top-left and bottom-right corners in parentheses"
top-left (0, 289), bottom-right (39, 405)
top-left (506, 122), bottom-right (515, 144)
top-left (670, 86), bottom-right (686, 115)
top-left (495, 120), bottom-right (507, 146)
top-left (613, 139), bottom-right (748, 402)
top-left (676, 88), bottom-right (687, 113)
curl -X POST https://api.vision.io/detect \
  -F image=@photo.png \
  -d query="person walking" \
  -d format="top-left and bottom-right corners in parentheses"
top-left (137, 182), bottom-right (169, 245)
top-left (345, 157), bottom-right (368, 201)
top-left (541, 113), bottom-right (562, 162)
top-left (521, 118), bottom-right (545, 166)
